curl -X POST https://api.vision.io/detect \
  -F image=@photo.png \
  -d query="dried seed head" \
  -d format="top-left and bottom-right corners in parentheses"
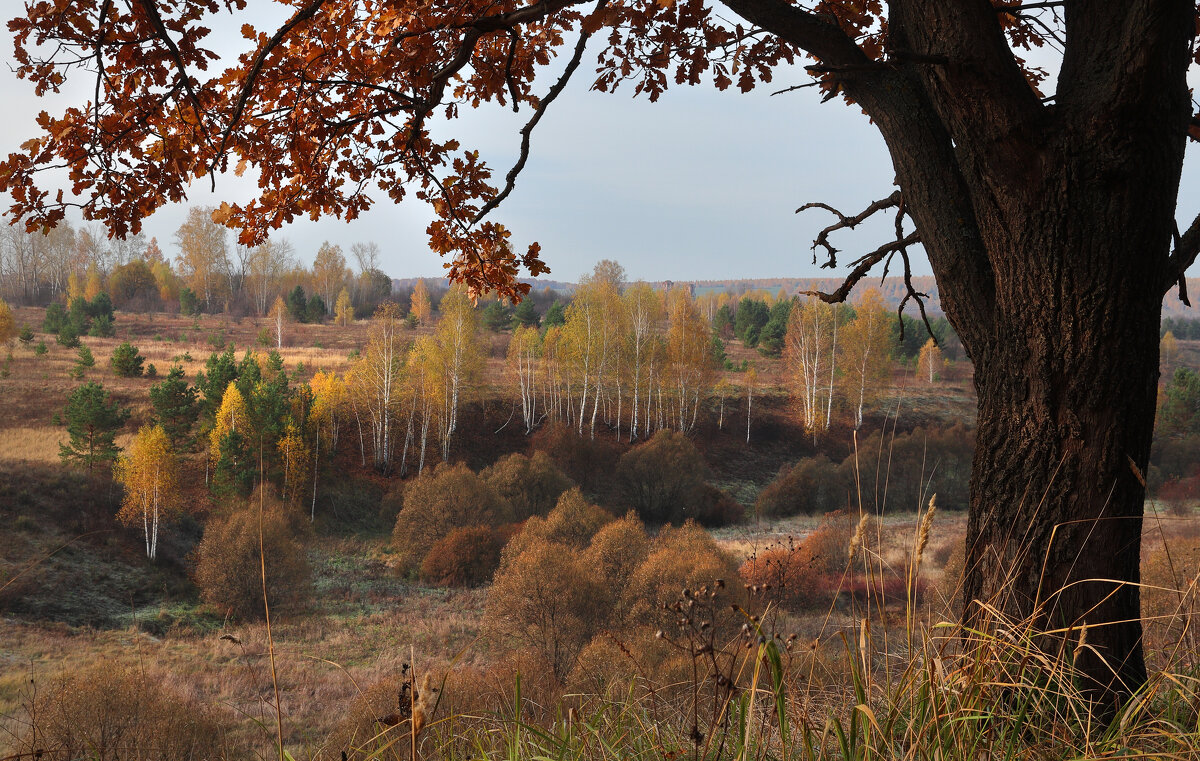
top-left (848, 512), bottom-right (870, 561)
top-left (913, 495), bottom-right (937, 575)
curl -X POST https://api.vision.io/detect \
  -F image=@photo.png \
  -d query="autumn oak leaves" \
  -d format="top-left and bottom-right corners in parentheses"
top-left (2, 0), bottom-right (817, 300)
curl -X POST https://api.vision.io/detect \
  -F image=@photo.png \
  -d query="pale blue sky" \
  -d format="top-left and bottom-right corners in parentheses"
top-left (1, 8), bottom-right (1197, 285)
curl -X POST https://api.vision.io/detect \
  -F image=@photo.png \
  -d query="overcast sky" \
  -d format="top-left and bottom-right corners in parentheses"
top-left (2, 8), bottom-right (1198, 285)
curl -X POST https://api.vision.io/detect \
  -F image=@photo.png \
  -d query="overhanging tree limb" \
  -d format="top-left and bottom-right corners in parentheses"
top-left (796, 190), bottom-right (902, 268)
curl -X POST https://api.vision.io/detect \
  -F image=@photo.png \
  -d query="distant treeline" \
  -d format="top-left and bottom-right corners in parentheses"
top-left (1160, 317), bottom-right (1200, 340)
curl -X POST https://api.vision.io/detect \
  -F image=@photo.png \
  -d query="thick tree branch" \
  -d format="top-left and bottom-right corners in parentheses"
top-left (717, 0), bottom-right (998, 356)
top-left (1164, 211), bottom-right (1200, 302)
top-left (715, 0), bottom-right (875, 69)
top-left (214, 0), bottom-right (329, 174)
top-left (133, 0), bottom-right (213, 145)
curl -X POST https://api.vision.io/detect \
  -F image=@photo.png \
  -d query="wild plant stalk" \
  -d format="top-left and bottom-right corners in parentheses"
top-left (258, 443), bottom-right (285, 761)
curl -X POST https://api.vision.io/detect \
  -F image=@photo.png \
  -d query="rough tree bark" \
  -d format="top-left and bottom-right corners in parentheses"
top-left (721, 0), bottom-right (1196, 706)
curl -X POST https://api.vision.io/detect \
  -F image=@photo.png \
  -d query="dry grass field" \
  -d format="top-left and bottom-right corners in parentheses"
top-left (5, 304), bottom-right (1193, 760)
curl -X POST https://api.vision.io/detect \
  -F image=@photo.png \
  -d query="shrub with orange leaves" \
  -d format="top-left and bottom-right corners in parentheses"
top-left (420, 523), bottom-right (517, 587)
top-left (391, 462), bottom-right (515, 573)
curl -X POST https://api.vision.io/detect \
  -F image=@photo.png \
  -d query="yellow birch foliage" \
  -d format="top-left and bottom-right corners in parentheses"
top-left (310, 369), bottom-right (347, 448)
top-left (67, 271), bottom-right (83, 302)
top-left (840, 287), bottom-right (893, 427)
top-left (0, 298), bottom-right (16, 346)
top-left (114, 424), bottom-right (180, 559)
top-left (917, 338), bottom-right (944, 384)
top-left (410, 279), bottom-right (433, 325)
top-left (209, 382), bottom-right (249, 462)
top-left (84, 264), bottom-right (102, 301)
top-left (335, 287), bottom-right (353, 327)
top-left (277, 421), bottom-right (311, 505)
top-left (1161, 330), bottom-right (1180, 368)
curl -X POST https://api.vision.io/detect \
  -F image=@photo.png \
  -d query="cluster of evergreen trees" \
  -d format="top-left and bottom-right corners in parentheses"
top-left (43, 293), bottom-right (116, 346)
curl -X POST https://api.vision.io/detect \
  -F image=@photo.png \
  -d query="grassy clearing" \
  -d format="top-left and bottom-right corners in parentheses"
top-left (1, 511), bottom-right (1195, 759)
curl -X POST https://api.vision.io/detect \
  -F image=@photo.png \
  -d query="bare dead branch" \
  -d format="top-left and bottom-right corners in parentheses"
top-left (801, 230), bottom-right (919, 304)
top-left (796, 190), bottom-right (901, 268)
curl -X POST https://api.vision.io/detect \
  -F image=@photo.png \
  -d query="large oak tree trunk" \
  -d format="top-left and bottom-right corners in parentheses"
top-left (962, 210), bottom-right (1163, 703)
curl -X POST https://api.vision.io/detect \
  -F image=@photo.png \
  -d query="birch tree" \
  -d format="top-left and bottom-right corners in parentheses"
top-left (508, 325), bottom-right (541, 434)
top-left (839, 288), bottom-right (892, 428)
top-left (665, 286), bottom-right (714, 432)
top-left (349, 302), bottom-right (407, 472)
top-left (784, 297), bottom-right (838, 435)
top-left (917, 338), bottom-right (943, 384)
top-left (433, 286), bottom-right (482, 459)
top-left (268, 296), bottom-right (288, 349)
top-left (410, 279), bottom-right (433, 325)
top-left (623, 282), bottom-right (662, 442)
top-left (115, 425), bottom-right (180, 560)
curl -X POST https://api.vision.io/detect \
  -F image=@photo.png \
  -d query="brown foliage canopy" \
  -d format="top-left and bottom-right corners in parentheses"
top-left (481, 451), bottom-right (574, 521)
top-left (13, 663), bottom-right (228, 761)
top-left (616, 430), bottom-right (740, 525)
top-left (194, 504), bottom-right (312, 620)
top-left (420, 523), bottom-right (517, 587)
top-left (617, 521), bottom-right (744, 632)
top-left (391, 462), bottom-right (515, 572)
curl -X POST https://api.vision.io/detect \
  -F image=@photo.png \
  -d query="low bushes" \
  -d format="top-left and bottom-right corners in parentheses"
top-left (616, 430), bottom-right (741, 525)
top-left (194, 504), bottom-right (311, 620)
top-left (12, 663), bottom-right (228, 761)
top-left (532, 424), bottom-right (621, 497)
top-left (420, 523), bottom-right (517, 587)
top-left (487, 500), bottom-right (748, 681)
top-left (481, 451), bottom-right (573, 520)
top-left (617, 521), bottom-right (745, 632)
top-left (757, 424), bottom-right (974, 518)
top-left (391, 462), bottom-right (515, 572)
top-left (756, 454), bottom-right (849, 517)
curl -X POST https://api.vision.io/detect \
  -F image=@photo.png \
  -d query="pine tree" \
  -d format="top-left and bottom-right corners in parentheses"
top-left (71, 344), bottom-right (94, 379)
top-left (149, 365), bottom-right (199, 449)
top-left (542, 300), bottom-right (566, 329)
top-left (115, 425), bottom-right (180, 560)
top-left (196, 345), bottom-right (238, 419)
top-left (110, 342), bottom-right (144, 377)
top-left (59, 381), bottom-right (130, 471)
top-left (212, 428), bottom-right (255, 498)
top-left (511, 298), bottom-right (539, 328)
